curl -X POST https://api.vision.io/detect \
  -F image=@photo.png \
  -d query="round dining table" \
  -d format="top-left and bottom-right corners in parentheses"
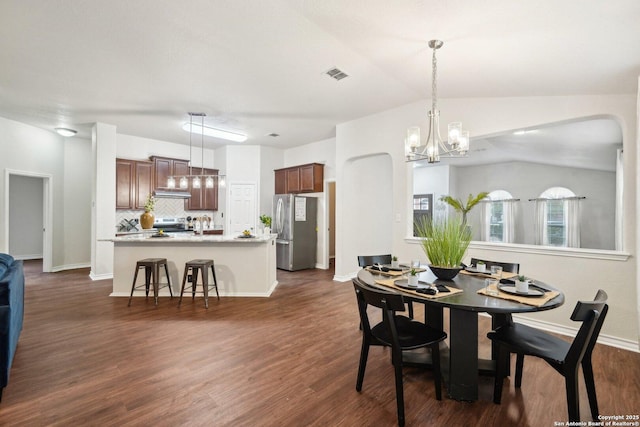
top-left (357, 266), bottom-right (565, 401)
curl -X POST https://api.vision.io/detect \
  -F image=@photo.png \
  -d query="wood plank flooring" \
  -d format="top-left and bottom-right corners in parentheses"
top-left (0, 260), bottom-right (638, 426)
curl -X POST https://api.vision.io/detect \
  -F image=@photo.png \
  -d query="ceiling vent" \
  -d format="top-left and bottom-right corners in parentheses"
top-left (325, 67), bottom-right (349, 81)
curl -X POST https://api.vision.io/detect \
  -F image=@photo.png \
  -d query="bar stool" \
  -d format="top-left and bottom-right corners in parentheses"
top-left (179, 259), bottom-right (220, 309)
top-left (128, 258), bottom-right (172, 306)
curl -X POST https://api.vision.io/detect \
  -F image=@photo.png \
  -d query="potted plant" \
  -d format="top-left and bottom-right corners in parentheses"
top-left (440, 192), bottom-right (489, 228)
top-left (516, 275), bottom-right (530, 293)
top-left (476, 260), bottom-right (486, 273)
top-left (140, 194), bottom-right (155, 229)
top-left (391, 255), bottom-right (399, 268)
top-left (414, 216), bottom-right (471, 280)
top-left (259, 214), bottom-right (272, 234)
top-left (407, 268), bottom-right (419, 286)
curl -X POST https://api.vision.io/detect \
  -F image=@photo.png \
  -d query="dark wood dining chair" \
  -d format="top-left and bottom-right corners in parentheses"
top-left (469, 257), bottom-right (520, 274)
top-left (488, 289), bottom-right (608, 422)
top-left (357, 254), bottom-right (414, 319)
top-left (353, 279), bottom-right (446, 427)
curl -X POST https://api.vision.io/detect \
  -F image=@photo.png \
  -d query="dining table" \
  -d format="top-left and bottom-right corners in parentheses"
top-left (357, 265), bottom-right (565, 401)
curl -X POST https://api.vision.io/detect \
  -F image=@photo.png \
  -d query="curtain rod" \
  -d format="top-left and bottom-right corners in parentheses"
top-left (479, 198), bottom-right (520, 203)
top-left (527, 196), bottom-right (586, 201)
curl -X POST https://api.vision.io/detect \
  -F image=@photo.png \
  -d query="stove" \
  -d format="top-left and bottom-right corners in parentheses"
top-left (152, 217), bottom-right (187, 232)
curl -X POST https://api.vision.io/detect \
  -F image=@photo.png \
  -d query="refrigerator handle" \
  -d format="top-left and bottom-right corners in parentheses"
top-left (276, 198), bottom-right (284, 233)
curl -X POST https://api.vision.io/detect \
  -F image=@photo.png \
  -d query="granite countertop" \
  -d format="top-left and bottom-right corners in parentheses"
top-left (107, 233), bottom-right (276, 243)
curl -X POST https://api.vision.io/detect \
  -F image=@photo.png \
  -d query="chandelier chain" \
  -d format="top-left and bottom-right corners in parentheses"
top-left (432, 45), bottom-right (438, 112)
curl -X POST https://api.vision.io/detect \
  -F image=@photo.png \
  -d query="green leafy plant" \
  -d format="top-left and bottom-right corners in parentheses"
top-left (409, 268), bottom-right (418, 276)
top-left (414, 216), bottom-right (471, 268)
top-left (392, 255), bottom-right (398, 261)
top-left (439, 192), bottom-right (489, 226)
top-left (477, 260), bottom-right (485, 265)
top-left (144, 194), bottom-right (155, 212)
top-left (259, 214), bottom-right (272, 227)
top-left (518, 275), bottom-right (528, 282)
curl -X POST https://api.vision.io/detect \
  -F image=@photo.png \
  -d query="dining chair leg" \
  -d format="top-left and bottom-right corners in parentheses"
top-left (432, 343), bottom-right (442, 400)
top-left (515, 353), bottom-right (524, 388)
top-left (164, 262), bottom-right (173, 298)
top-left (407, 302), bottom-right (414, 319)
top-left (582, 357), bottom-right (599, 420)
top-left (356, 339), bottom-right (370, 391)
top-left (565, 369), bottom-right (581, 422)
top-left (493, 346), bottom-right (508, 404)
top-left (392, 352), bottom-right (406, 427)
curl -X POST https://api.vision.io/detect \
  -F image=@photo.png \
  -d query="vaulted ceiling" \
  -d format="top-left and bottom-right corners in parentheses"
top-left (0, 0), bottom-right (638, 148)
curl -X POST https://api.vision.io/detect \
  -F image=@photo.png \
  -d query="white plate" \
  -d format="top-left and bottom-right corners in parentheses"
top-left (498, 284), bottom-right (544, 297)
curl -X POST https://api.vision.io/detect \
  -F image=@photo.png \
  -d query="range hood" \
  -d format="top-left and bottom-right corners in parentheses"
top-left (153, 190), bottom-right (191, 199)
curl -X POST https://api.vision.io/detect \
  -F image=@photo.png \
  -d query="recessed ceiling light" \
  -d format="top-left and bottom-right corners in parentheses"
top-left (182, 122), bottom-right (247, 142)
top-left (55, 127), bottom-right (77, 137)
top-left (267, 133), bottom-right (280, 137)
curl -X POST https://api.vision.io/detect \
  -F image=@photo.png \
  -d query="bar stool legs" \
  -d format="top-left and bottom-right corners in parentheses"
top-left (179, 259), bottom-right (220, 309)
top-left (128, 258), bottom-right (173, 306)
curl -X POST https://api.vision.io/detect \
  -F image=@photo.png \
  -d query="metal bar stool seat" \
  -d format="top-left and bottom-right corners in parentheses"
top-left (128, 258), bottom-right (173, 306)
top-left (179, 259), bottom-right (220, 309)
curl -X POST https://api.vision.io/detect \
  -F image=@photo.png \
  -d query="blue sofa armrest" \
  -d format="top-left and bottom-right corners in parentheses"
top-left (0, 254), bottom-right (24, 400)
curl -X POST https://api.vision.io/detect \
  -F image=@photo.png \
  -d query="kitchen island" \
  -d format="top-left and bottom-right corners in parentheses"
top-left (108, 233), bottom-right (277, 298)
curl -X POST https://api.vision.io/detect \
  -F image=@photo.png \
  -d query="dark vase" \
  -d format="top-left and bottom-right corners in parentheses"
top-left (428, 265), bottom-right (462, 281)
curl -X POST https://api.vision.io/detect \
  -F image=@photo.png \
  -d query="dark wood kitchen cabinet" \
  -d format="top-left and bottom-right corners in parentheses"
top-left (115, 159), bottom-right (153, 210)
top-left (186, 167), bottom-right (219, 211)
top-left (151, 156), bottom-right (190, 189)
top-left (274, 163), bottom-right (324, 194)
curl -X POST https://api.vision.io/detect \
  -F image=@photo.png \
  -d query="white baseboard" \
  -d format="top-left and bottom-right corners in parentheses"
top-left (333, 272), bottom-right (355, 282)
top-left (51, 262), bottom-right (91, 272)
top-left (90, 271), bottom-right (113, 281)
top-left (12, 254), bottom-right (42, 260)
top-left (110, 290), bottom-right (273, 298)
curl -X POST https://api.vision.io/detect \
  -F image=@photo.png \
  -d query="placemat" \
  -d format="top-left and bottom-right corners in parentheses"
top-left (460, 270), bottom-right (518, 280)
top-left (365, 266), bottom-right (426, 277)
top-left (477, 284), bottom-right (560, 307)
top-left (375, 278), bottom-right (463, 299)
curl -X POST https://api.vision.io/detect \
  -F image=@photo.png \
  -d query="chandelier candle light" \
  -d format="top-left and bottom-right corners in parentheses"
top-left (167, 112), bottom-right (226, 190)
top-left (405, 40), bottom-right (470, 163)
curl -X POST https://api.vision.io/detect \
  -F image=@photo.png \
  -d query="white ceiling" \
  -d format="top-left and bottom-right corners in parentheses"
top-left (0, 0), bottom-right (638, 149)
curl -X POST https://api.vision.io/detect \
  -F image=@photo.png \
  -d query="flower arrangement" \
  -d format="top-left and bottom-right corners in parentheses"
top-left (144, 194), bottom-right (155, 212)
top-left (259, 214), bottom-right (272, 227)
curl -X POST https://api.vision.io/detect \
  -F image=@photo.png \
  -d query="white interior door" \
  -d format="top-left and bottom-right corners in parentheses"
top-left (228, 183), bottom-right (256, 234)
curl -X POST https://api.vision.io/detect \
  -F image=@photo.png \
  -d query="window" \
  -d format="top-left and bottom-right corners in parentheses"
top-left (483, 190), bottom-right (513, 243)
top-left (537, 187), bottom-right (577, 247)
top-left (413, 194), bottom-right (433, 236)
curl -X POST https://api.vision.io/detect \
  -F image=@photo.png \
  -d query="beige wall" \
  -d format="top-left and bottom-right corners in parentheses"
top-left (335, 94), bottom-right (638, 350)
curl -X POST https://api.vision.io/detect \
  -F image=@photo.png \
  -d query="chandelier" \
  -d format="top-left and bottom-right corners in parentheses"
top-left (405, 40), bottom-right (469, 163)
top-left (167, 112), bottom-right (226, 189)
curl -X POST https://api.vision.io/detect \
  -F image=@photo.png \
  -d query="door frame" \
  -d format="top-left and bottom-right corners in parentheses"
top-left (3, 169), bottom-right (53, 272)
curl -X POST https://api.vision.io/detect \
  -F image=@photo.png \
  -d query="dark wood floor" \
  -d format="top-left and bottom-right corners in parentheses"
top-left (0, 260), bottom-right (638, 426)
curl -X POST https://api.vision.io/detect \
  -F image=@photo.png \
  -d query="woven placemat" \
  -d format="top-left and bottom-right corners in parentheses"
top-left (477, 284), bottom-right (560, 307)
top-left (375, 278), bottom-right (463, 299)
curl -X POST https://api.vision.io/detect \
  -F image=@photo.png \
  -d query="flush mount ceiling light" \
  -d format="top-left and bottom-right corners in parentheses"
top-left (181, 122), bottom-right (247, 143)
top-left (405, 40), bottom-right (470, 164)
top-left (55, 127), bottom-right (77, 137)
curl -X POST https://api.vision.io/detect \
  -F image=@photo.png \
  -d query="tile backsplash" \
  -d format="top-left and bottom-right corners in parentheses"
top-left (116, 198), bottom-right (220, 231)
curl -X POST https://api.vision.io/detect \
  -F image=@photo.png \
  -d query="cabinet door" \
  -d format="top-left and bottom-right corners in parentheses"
top-left (186, 167), bottom-right (203, 210)
top-left (285, 168), bottom-right (300, 193)
top-left (116, 159), bottom-right (134, 209)
top-left (134, 161), bottom-right (154, 209)
top-left (274, 169), bottom-right (287, 194)
top-left (153, 157), bottom-right (173, 189)
top-left (203, 168), bottom-right (218, 211)
top-left (299, 163), bottom-right (324, 193)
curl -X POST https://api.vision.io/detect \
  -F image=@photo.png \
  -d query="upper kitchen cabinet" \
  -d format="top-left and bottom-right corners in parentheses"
top-left (186, 167), bottom-right (219, 211)
top-left (151, 156), bottom-right (190, 189)
top-left (115, 159), bottom-right (153, 210)
top-left (274, 163), bottom-right (324, 194)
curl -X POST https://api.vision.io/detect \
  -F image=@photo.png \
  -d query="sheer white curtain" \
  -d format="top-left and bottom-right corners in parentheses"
top-left (566, 198), bottom-right (581, 248)
top-left (534, 200), bottom-right (546, 245)
top-left (503, 201), bottom-right (516, 243)
top-left (480, 203), bottom-right (489, 241)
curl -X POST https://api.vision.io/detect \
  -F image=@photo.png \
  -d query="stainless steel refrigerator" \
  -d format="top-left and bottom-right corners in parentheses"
top-left (273, 194), bottom-right (317, 271)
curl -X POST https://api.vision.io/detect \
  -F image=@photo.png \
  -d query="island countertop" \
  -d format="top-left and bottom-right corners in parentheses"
top-left (109, 233), bottom-right (277, 299)
top-left (107, 233), bottom-right (276, 243)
